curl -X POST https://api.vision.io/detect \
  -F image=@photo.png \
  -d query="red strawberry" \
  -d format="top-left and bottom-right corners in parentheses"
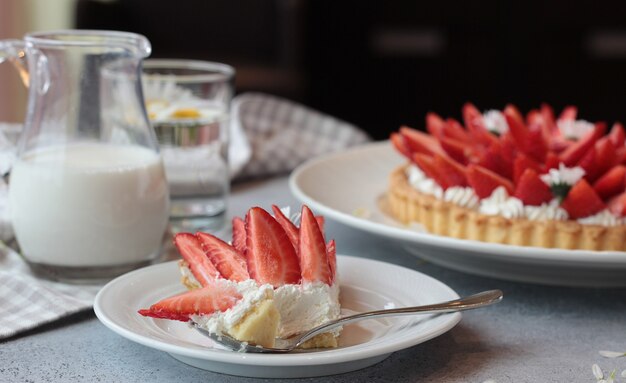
top-left (559, 106), bottom-right (577, 121)
top-left (525, 127), bottom-right (548, 163)
top-left (232, 217), bottom-right (247, 256)
top-left (503, 104), bottom-right (527, 147)
top-left (544, 152), bottom-right (561, 170)
top-left (560, 127), bottom-right (599, 166)
top-left (245, 207), bottom-right (301, 287)
top-left (444, 118), bottom-right (470, 142)
top-left (138, 284), bottom-right (242, 322)
top-left (514, 169), bottom-right (553, 206)
top-left (439, 136), bottom-right (470, 165)
top-left (326, 239), bottom-right (337, 284)
top-left (400, 126), bottom-right (444, 156)
top-left (413, 153), bottom-right (449, 189)
top-left (196, 232), bottom-right (249, 282)
top-left (594, 138), bottom-right (618, 178)
top-left (561, 179), bottom-right (606, 219)
top-left (608, 191), bottom-right (626, 217)
top-left (390, 132), bottom-right (412, 160)
top-left (174, 233), bottom-right (221, 287)
top-left (426, 112), bottom-right (445, 138)
top-left (271, 205), bottom-right (299, 251)
top-left (463, 103), bottom-right (498, 147)
top-left (433, 153), bottom-right (468, 187)
top-left (467, 164), bottom-right (514, 199)
top-left (299, 206), bottom-right (332, 284)
top-left (513, 153), bottom-right (542, 184)
top-left (576, 146), bottom-right (597, 183)
top-left (609, 122), bottom-right (625, 148)
top-left (479, 141), bottom-right (513, 179)
top-left (315, 216), bottom-right (325, 233)
top-left (593, 165), bottom-right (626, 200)
top-left (540, 103), bottom-right (557, 134)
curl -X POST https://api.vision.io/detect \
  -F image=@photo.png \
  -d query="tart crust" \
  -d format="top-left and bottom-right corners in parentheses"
top-left (388, 165), bottom-right (626, 251)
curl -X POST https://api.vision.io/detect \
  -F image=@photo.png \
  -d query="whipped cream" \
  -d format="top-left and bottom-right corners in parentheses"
top-left (540, 164), bottom-right (585, 188)
top-left (557, 119), bottom-right (595, 140)
top-left (479, 187), bottom-right (525, 219)
top-left (406, 165), bottom-right (443, 199)
top-left (483, 110), bottom-right (509, 136)
top-left (524, 199), bottom-right (568, 221)
top-left (443, 186), bottom-right (480, 209)
top-left (577, 210), bottom-right (626, 226)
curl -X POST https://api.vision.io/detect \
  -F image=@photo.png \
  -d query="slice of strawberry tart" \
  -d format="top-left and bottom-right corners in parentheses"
top-left (139, 205), bottom-right (340, 349)
top-left (388, 103), bottom-right (626, 251)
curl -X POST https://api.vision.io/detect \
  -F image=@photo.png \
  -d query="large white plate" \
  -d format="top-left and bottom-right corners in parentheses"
top-left (289, 141), bottom-right (626, 287)
top-left (94, 255), bottom-right (461, 378)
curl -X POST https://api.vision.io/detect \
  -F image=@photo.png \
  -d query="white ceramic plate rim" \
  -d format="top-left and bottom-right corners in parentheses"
top-left (289, 141), bottom-right (626, 264)
top-left (94, 255), bottom-right (461, 367)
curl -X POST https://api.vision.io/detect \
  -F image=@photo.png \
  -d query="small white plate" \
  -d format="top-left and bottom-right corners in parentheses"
top-left (94, 256), bottom-right (461, 378)
top-left (289, 141), bottom-right (626, 287)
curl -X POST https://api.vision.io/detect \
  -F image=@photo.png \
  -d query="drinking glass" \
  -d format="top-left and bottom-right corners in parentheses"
top-left (142, 59), bottom-right (234, 233)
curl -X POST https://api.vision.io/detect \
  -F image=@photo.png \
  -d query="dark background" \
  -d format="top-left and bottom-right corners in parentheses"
top-left (76, 0), bottom-right (626, 140)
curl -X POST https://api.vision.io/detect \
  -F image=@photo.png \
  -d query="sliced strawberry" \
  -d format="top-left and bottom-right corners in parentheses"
top-left (467, 164), bottom-right (515, 198)
top-left (514, 168), bottom-right (553, 206)
top-left (326, 239), bottom-right (337, 284)
top-left (196, 232), bottom-right (249, 282)
top-left (400, 126), bottom-right (444, 156)
top-left (439, 136), bottom-right (470, 165)
top-left (544, 152), bottom-right (561, 170)
top-left (561, 179), bottom-right (606, 219)
top-left (426, 112), bottom-right (445, 138)
top-left (560, 127), bottom-right (599, 166)
top-left (513, 153), bottom-right (542, 184)
top-left (232, 217), bottom-right (247, 256)
top-left (609, 122), bottom-right (625, 148)
top-left (525, 127), bottom-right (548, 163)
top-left (576, 146), bottom-right (598, 183)
top-left (138, 284), bottom-right (242, 322)
top-left (593, 165), bottom-right (626, 200)
top-left (463, 103), bottom-right (498, 147)
top-left (174, 233), bottom-right (221, 287)
top-left (608, 191), bottom-right (626, 217)
top-left (390, 132), bottom-right (413, 160)
top-left (271, 205), bottom-right (299, 251)
top-left (559, 106), bottom-right (577, 121)
top-left (434, 153), bottom-right (468, 187)
top-left (413, 153), bottom-right (449, 189)
top-left (299, 206), bottom-right (332, 284)
top-left (595, 138), bottom-right (618, 174)
top-left (315, 216), bottom-right (325, 234)
top-left (540, 103), bottom-right (557, 134)
top-left (245, 207), bottom-right (301, 287)
top-left (503, 105), bottom-right (529, 153)
top-left (478, 141), bottom-right (512, 179)
top-left (444, 118), bottom-right (470, 142)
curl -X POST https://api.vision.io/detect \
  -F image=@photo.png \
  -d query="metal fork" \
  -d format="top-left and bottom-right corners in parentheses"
top-left (195, 289), bottom-right (503, 353)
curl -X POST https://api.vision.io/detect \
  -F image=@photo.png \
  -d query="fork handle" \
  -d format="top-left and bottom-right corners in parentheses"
top-left (294, 289), bottom-right (503, 348)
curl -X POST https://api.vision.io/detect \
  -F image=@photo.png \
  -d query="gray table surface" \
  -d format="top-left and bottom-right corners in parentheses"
top-left (2, 176), bottom-right (626, 383)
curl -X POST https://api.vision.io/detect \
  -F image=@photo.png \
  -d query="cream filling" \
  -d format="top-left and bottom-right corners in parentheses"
top-left (185, 266), bottom-right (341, 338)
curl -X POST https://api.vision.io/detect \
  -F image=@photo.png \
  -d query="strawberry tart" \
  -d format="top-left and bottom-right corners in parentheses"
top-left (139, 205), bottom-right (340, 349)
top-left (388, 103), bottom-right (626, 251)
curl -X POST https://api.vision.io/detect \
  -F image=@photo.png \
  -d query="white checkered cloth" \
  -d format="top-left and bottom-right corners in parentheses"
top-left (0, 93), bottom-right (370, 339)
top-left (0, 245), bottom-right (101, 339)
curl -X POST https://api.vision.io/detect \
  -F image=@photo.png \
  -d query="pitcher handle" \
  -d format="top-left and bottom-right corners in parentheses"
top-left (0, 39), bottom-right (29, 87)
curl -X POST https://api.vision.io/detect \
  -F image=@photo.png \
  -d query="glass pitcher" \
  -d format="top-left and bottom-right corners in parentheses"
top-left (0, 30), bottom-right (170, 283)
